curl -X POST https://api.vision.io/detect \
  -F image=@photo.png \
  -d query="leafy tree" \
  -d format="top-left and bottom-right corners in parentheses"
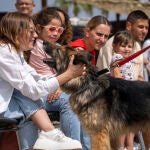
top-left (55, 0), bottom-right (93, 17)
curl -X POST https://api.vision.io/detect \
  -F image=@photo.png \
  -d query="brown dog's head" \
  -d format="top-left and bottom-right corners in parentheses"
top-left (43, 41), bottom-right (93, 75)
top-left (43, 41), bottom-right (95, 93)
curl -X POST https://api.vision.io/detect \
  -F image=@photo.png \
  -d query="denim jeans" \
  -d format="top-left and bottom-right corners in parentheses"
top-left (43, 92), bottom-right (91, 150)
top-left (0, 89), bottom-right (44, 150)
top-left (81, 127), bottom-right (91, 150)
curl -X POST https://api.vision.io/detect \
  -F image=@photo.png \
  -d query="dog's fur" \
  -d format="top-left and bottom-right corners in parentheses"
top-left (43, 42), bottom-right (150, 150)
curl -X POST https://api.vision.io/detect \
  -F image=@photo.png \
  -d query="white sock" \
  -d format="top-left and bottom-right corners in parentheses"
top-left (42, 128), bottom-right (58, 135)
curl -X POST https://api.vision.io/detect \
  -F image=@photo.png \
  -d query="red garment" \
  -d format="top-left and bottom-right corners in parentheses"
top-left (70, 39), bottom-right (97, 65)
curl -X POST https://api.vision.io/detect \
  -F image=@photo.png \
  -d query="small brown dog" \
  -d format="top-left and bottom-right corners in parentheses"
top-left (44, 42), bottom-right (150, 150)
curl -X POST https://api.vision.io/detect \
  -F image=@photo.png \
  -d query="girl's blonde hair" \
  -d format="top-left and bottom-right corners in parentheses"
top-left (0, 12), bottom-right (32, 51)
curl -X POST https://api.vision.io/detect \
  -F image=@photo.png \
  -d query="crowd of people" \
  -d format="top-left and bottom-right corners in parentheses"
top-left (0, 0), bottom-right (150, 150)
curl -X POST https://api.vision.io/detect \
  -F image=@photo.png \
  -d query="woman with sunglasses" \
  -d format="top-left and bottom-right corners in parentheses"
top-left (29, 7), bottom-right (91, 150)
top-left (0, 12), bottom-right (85, 150)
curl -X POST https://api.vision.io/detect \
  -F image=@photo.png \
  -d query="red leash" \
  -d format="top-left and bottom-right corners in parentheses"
top-left (111, 45), bottom-right (150, 69)
top-left (97, 45), bottom-right (150, 76)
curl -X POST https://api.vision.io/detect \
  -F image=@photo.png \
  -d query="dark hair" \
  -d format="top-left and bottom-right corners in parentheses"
top-left (86, 15), bottom-right (112, 31)
top-left (33, 7), bottom-right (62, 27)
top-left (47, 7), bottom-right (73, 45)
top-left (127, 10), bottom-right (149, 24)
top-left (113, 30), bottom-right (134, 46)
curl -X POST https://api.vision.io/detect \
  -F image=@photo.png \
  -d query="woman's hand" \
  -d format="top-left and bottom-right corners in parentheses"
top-left (56, 55), bottom-right (86, 86)
top-left (66, 55), bottom-right (86, 79)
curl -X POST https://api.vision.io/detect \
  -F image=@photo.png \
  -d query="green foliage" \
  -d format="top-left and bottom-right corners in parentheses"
top-left (55, 0), bottom-right (93, 16)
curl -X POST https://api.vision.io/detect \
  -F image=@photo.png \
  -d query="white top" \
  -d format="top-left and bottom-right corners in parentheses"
top-left (111, 53), bottom-right (135, 80)
top-left (0, 44), bottom-right (59, 113)
top-left (96, 36), bottom-right (143, 80)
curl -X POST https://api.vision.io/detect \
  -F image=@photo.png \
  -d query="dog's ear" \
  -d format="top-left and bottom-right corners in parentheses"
top-left (73, 48), bottom-right (94, 65)
top-left (63, 46), bottom-right (78, 56)
top-left (63, 46), bottom-right (94, 65)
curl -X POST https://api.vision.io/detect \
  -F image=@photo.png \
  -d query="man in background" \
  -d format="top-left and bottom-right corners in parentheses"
top-left (15, 0), bottom-right (35, 16)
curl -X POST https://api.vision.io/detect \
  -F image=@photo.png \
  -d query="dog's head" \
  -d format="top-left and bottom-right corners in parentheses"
top-left (43, 41), bottom-right (95, 93)
top-left (43, 41), bottom-right (93, 74)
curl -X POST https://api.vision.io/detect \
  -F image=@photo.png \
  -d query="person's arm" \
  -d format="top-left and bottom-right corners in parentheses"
top-left (47, 55), bottom-right (86, 102)
top-left (56, 55), bottom-right (85, 85)
top-left (111, 62), bottom-right (122, 78)
top-left (47, 88), bottom-right (62, 102)
top-left (0, 46), bottom-right (85, 101)
top-left (110, 54), bottom-right (124, 79)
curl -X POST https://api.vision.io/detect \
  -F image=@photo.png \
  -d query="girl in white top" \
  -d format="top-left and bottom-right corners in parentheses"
top-left (110, 31), bottom-right (135, 150)
top-left (0, 12), bottom-right (85, 150)
top-left (111, 31), bottom-right (135, 80)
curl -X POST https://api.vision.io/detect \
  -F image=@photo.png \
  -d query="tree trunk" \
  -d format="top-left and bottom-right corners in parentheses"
top-left (41, 0), bottom-right (47, 8)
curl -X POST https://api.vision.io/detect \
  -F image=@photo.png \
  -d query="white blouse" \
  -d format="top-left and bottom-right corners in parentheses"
top-left (0, 44), bottom-right (59, 113)
top-left (111, 53), bottom-right (135, 80)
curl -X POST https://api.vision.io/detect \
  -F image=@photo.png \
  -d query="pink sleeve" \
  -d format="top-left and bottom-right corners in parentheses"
top-left (29, 43), bottom-right (56, 75)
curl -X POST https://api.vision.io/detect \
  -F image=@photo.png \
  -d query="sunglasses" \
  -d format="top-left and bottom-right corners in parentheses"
top-left (43, 25), bottom-right (64, 34)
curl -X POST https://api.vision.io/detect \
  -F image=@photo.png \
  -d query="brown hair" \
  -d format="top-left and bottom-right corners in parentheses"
top-left (86, 15), bottom-right (111, 31)
top-left (0, 12), bottom-right (32, 51)
top-left (41, 7), bottom-right (73, 45)
top-left (127, 10), bottom-right (149, 24)
top-left (113, 30), bottom-right (134, 47)
top-left (33, 7), bottom-right (62, 27)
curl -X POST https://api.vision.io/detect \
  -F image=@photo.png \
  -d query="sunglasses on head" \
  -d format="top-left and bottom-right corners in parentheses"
top-left (43, 25), bottom-right (64, 34)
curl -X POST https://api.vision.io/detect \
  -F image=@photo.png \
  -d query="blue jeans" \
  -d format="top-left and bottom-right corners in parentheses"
top-left (0, 89), bottom-right (44, 150)
top-left (81, 127), bottom-right (91, 150)
top-left (43, 92), bottom-right (91, 150)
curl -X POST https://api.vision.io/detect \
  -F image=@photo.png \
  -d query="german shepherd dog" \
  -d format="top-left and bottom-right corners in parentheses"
top-left (43, 42), bottom-right (150, 150)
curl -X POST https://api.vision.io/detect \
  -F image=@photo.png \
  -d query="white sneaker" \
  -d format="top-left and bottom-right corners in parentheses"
top-left (33, 129), bottom-right (82, 150)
